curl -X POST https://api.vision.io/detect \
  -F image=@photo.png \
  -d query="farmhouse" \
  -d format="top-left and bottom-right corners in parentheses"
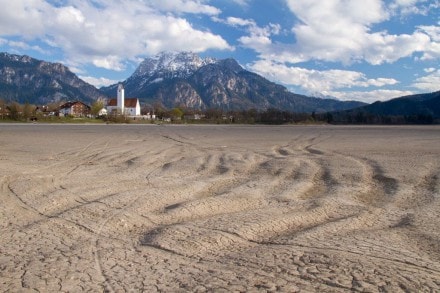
top-left (107, 84), bottom-right (141, 116)
top-left (59, 101), bottom-right (90, 117)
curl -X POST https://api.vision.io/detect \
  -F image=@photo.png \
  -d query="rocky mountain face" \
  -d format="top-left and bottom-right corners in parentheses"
top-left (101, 52), bottom-right (365, 112)
top-left (0, 52), bottom-right (106, 104)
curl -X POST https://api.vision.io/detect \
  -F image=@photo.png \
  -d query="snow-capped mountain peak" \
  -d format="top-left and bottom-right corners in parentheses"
top-left (133, 51), bottom-right (218, 79)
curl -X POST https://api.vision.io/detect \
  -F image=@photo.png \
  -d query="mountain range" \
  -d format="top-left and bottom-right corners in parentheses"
top-left (100, 52), bottom-right (365, 112)
top-left (0, 51), bottom-right (439, 120)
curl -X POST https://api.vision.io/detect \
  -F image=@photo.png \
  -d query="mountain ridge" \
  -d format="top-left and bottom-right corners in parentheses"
top-left (330, 90), bottom-right (440, 123)
top-left (362, 91), bottom-right (440, 117)
top-left (0, 52), bottom-right (107, 105)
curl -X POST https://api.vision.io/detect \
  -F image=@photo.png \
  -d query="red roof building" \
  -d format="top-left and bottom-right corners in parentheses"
top-left (107, 98), bottom-right (141, 116)
top-left (59, 101), bottom-right (90, 117)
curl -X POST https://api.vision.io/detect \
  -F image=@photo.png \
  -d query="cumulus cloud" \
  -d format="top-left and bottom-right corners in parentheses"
top-left (390, 0), bottom-right (423, 15)
top-left (0, 0), bottom-right (50, 37)
top-left (284, 0), bottom-right (438, 65)
top-left (235, 0), bottom-right (439, 67)
top-left (412, 70), bottom-right (440, 92)
top-left (225, 17), bottom-right (256, 27)
top-left (419, 25), bottom-right (440, 42)
top-left (215, 16), bottom-right (281, 54)
top-left (248, 60), bottom-right (399, 95)
top-left (389, 0), bottom-right (440, 16)
top-left (80, 76), bottom-right (120, 88)
top-left (417, 25), bottom-right (440, 60)
top-left (281, 0), bottom-right (387, 64)
top-left (2, 40), bottom-right (47, 54)
top-left (0, 0), bottom-right (232, 71)
top-left (221, 16), bottom-right (281, 36)
top-left (145, 0), bottom-right (221, 15)
top-left (328, 89), bottom-right (414, 103)
top-left (92, 56), bottom-right (125, 72)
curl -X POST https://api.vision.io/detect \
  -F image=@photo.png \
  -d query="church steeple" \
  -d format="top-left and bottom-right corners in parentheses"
top-left (117, 83), bottom-right (125, 114)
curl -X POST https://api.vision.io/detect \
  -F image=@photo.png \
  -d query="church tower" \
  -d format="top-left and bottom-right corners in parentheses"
top-left (117, 83), bottom-right (125, 114)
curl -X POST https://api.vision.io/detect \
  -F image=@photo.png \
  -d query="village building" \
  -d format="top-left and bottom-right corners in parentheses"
top-left (107, 84), bottom-right (141, 116)
top-left (59, 101), bottom-right (90, 117)
top-left (97, 108), bottom-right (108, 116)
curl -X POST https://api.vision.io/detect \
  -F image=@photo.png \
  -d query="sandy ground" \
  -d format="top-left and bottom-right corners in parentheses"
top-left (0, 124), bottom-right (439, 292)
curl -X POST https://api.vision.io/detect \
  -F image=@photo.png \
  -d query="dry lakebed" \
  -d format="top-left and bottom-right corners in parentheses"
top-left (0, 124), bottom-right (439, 292)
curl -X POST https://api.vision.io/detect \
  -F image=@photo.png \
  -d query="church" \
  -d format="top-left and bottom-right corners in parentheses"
top-left (107, 84), bottom-right (141, 116)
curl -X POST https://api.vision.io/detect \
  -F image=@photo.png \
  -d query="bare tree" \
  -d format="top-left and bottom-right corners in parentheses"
top-left (23, 102), bottom-right (34, 120)
top-left (91, 100), bottom-right (104, 117)
top-left (0, 99), bottom-right (5, 120)
top-left (7, 102), bottom-right (22, 120)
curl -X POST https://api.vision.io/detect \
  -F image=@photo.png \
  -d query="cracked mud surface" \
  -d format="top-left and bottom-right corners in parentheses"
top-left (1, 124), bottom-right (439, 292)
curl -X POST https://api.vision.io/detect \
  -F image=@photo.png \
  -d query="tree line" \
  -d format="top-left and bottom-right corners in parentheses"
top-left (0, 100), bottom-right (40, 121)
top-left (162, 107), bottom-right (438, 125)
top-left (0, 100), bottom-right (105, 121)
top-left (0, 99), bottom-right (437, 124)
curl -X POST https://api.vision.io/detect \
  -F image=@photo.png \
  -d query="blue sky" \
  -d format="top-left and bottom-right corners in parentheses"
top-left (0, 0), bottom-right (439, 103)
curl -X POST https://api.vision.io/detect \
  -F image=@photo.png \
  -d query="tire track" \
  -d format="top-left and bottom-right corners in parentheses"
top-left (138, 132), bottom-right (406, 261)
top-left (88, 129), bottom-right (200, 291)
top-left (140, 133), bottom-right (340, 257)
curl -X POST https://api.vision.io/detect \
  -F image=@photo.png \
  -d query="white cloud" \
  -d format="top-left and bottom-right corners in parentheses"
top-left (328, 89), bottom-right (414, 103)
top-left (230, 0), bottom-right (251, 6)
top-left (145, 0), bottom-right (221, 15)
top-left (4, 40), bottom-right (47, 54)
top-left (286, 0), bottom-right (389, 62)
top-left (225, 17), bottom-right (256, 27)
top-left (424, 67), bottom-right (436, 73)
top-left (412, 70), bottom-right (440, 92)
top-left (0, 0), bottom-right (49, 37)
top-left (235, 0), bottom-right (438, 66)
top-left (0, 0), bottom-right (232, 70)
top-left (287, 0), bottom-right (388, 27)
top-left (419, 25), bottom-right (440, 42)
top-left (389, 0), bottom-right (440, 16)
top-left (363, 31), bottom-right (431, 65)
top-left (248, 60), bottom-right (399, 95)
top-left (215, 16), bottom-right (281, 55)
top-left (416, 25), bottom-right (440, 60)
top-left (222, 16), bottom-right (281, 36)
top-left (283, 0), bottom-right (436, 64)
top-left (390, 0), bottom-right (422, 15)
top-left (92, 56), bottom-right (125, 72)
top-left (80, 76), bottom-right (119, 88)
top-left (247, 59), bottom-right (409, 102)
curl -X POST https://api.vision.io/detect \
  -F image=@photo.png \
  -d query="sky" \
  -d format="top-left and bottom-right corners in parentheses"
top-left (0, 0), bottom-right (439, 103)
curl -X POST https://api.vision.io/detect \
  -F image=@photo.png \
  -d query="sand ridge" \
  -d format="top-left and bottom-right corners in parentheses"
top-left (0, 124), bottom-right (439, 292)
